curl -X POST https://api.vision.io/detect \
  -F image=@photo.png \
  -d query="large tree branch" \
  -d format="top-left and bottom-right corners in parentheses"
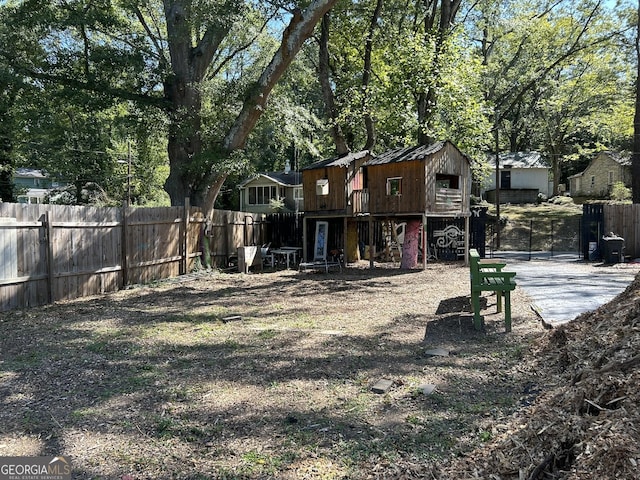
top-left (134, 5), bottom-right (168, 66)
top-left (495, 1), bottom-right (602, 122)
top-left (8, 62), bottom-right (168, 109)
top-left (223, 0), bottom-right (340, 152)
top-left (207, 13), bottom-right (275, 81)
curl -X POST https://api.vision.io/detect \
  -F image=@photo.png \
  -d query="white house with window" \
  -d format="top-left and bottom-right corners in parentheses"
top-left (238, 166), bottom-right (303, 213)
top-left (13, 168), bottom-right (60, 204)
top-left (482, 152), bottom-right (552, 203)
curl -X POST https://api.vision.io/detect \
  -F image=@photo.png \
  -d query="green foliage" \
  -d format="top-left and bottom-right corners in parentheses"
top-left (0, 0), bottom-right (634, 208)
top-left (610, 181), bottom-right (631, 201)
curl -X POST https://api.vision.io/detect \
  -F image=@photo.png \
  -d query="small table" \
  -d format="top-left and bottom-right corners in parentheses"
top-left (270, 247), bottom-right (301, 269)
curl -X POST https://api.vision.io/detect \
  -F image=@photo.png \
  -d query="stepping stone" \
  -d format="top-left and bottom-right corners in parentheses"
top-left (424, 348), bottom-right (449, 357)
top-left (371, 379), bottom-right (394, 394)
top-left (419, 384), bottom-right (436, 396)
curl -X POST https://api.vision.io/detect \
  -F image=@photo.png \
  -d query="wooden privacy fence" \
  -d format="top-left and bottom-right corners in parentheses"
top-left (0, 202), bottom-right (204, 311)
top-left (604, 204), bottom-right (640, 259)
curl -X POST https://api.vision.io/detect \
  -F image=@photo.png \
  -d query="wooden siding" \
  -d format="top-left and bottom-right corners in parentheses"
top-left (0, 203), bottom-right (203, 311)
top-left (366, 142), bottom-right (471, 216)
top-left (302, 166), bottom-right (348, 213)
top-left (425, 142), bottom-right (471, 216)
top-left (366, 160), bottom-right (426, 214)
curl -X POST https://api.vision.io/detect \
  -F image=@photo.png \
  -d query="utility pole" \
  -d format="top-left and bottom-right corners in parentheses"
top-left (494, 115), bottom-right (501, 249)
top-left (117, 140), bottom-right (132, 206)
top-left (126, 140), bottom-right (131, 206)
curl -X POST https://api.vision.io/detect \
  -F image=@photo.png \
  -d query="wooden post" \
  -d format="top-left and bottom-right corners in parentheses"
top-left (465, 216), bottom-right (470, 266)
top-left (180, 198), bottom-right (190, 275)
top-left (223, 211), bottom-right (230, 266)
top-left (44, 211), bottom-right (54, 304)
top-left (368, 216), bottom-right (374, 269)
top-left (121, 202), bottom-right (129, 287)
top-left (302, 216), bottom-right (308, 262)
top-left (423, 214), bottom-right (427, 269)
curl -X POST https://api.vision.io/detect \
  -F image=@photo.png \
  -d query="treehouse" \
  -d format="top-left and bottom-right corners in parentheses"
top-left (301, 150), bottom-right (372, 216)
top-left (361, 141), bottom-right (472, 266)
top-left (301, 141), bottom-right (472, 267)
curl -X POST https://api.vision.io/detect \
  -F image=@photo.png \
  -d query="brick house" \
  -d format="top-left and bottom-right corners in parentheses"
top-left (568, 151), bottom-right (631, 198)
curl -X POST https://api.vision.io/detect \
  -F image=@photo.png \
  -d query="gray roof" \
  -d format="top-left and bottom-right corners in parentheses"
top-left (302, 150), bottom-right (371, 170)
top-left (15, 168), bottom-right (47, 178)
top-left (486, 152), bottom-right (548, 169)
top-left (362, 141), bottom-right (467, 166)
top-left (238, 171), bottom-right (302, 188)
top-left (602, 151), bottom-right (631, 166)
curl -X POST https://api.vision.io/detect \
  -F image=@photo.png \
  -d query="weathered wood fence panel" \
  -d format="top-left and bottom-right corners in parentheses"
top-left (207, 210), bottom-right (265, 267)
top-left (604, 204), bottom-right (640, 259)
top-left (0, 203), bottom-right (203, 311)
top-left (48, 205), bottom-right (123, 302)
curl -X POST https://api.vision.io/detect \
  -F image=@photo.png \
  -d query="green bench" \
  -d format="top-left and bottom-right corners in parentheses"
top-left (469, 248), bottom-right (517, 332)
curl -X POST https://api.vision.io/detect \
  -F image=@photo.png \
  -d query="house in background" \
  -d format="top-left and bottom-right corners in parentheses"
top-left (568, 151), bottom-right (631, 198)
top-left (482, 152), bottom-right (551, 204)
top-left (13, 168), bottom-right (59, 204)
top-left (238, 162), bottom-right (303, 213)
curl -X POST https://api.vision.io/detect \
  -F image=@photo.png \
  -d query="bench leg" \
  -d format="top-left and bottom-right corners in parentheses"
top-left (496, 291), bottom-right (502, 313)
top-left (471, 292), bottom-right (483, 330)
top-left (504, 290), bottom-right (512, 333)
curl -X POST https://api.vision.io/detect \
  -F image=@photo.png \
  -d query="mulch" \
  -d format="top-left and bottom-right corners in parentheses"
top-left (436, 271), bottom-right (640, 480)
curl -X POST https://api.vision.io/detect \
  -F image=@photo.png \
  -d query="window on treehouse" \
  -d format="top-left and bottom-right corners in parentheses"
top-left (435, 174), bottom-right (460, 189)
top-left (386, 177), bottom-right (402, 196)
top-left (316, 179), bottom-right (329, 196)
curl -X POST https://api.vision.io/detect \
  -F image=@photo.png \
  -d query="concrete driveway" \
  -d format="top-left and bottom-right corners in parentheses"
top-left (489, 252), bottom-right (640, 327)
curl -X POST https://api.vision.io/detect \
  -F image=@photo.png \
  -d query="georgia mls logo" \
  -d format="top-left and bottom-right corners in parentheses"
top-left (0, 456), bottom-right (71, 480)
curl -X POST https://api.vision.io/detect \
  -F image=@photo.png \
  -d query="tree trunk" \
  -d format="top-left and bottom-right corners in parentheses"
top-left (416, 0), bottom-right (461, 146)
top-left (633, 0), bottom-right (640, 203)
top-left (400, 219), bottom-right (421, 269)
top-left (163, 0), bottom-right (340, 212)
top-left (361, 0), bottom-right (382, 151)
top-left (319, 13), bottom-right (351, 155)
top-left (164, 78), bottom-right (204, 206)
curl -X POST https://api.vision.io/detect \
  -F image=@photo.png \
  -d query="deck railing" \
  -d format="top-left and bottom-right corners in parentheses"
top-left (434, 188), bottom-right (463, 213)
top-left (351, 189), bottom-right (369, 214)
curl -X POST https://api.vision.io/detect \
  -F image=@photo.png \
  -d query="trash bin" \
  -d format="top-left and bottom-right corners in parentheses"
top-left (602, 235), bottom-right (624, 264)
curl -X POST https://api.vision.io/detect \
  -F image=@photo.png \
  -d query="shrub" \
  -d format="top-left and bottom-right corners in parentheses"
top-left (610, 182), bottom-right (631, 201)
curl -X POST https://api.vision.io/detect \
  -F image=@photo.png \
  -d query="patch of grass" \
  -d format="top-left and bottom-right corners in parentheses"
top-left (240, 450), bottom-right (285, 476)
top-left (493, 203), bottom-right (582, 221)
top-left (257, 329), bottom-right (279, 340)
top-left (11, 351), bottom-right (46, 368)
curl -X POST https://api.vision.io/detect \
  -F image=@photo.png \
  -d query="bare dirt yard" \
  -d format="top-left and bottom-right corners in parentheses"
top-left (1, 260), bottom-right (638, 479)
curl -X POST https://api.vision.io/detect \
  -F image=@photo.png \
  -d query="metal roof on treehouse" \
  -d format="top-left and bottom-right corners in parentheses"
top-left (302, 150), bottom-right (371, 170)
top-left (362, 140), bottom-right (470, 166)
